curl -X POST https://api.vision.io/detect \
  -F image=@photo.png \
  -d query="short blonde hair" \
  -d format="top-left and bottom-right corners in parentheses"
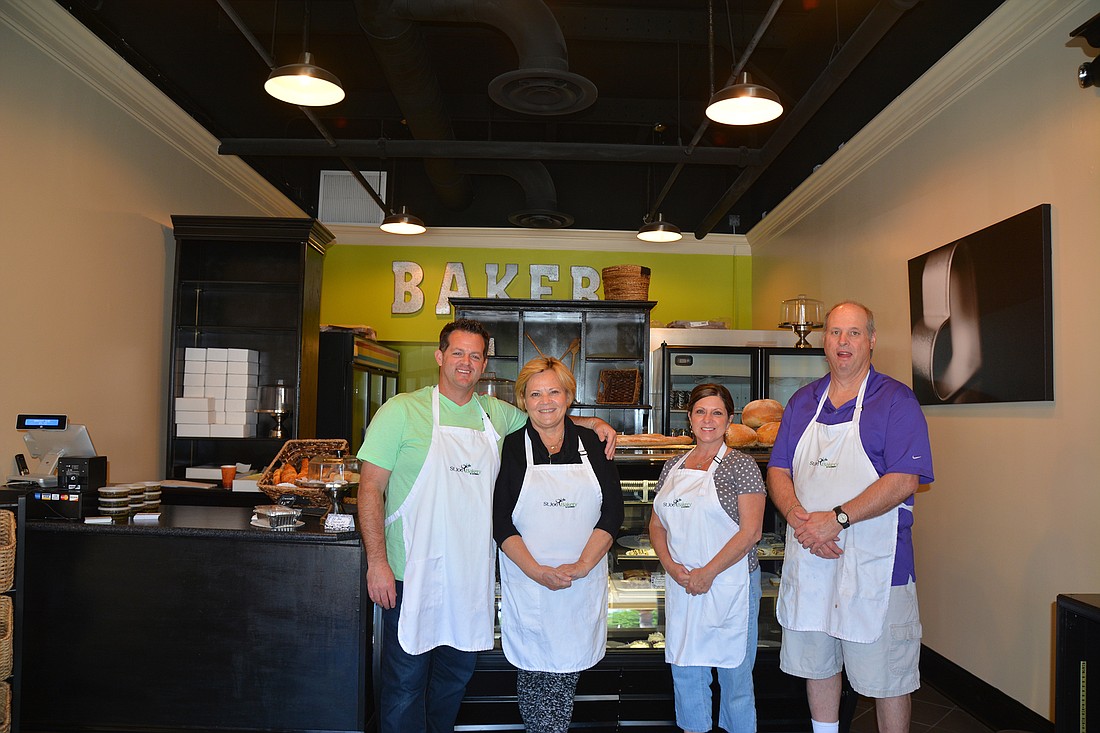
top-left (515, 356), bottom-right (577, 412)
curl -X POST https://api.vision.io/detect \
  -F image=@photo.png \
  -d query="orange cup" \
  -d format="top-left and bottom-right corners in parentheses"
top-left (220, 464), bottom-right (236, 489)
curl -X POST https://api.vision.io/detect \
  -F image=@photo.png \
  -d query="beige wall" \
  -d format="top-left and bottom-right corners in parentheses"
top-left (749, 0), bottom-right (1100, 718)
top-left (0, 2), bottom-right (301, 483)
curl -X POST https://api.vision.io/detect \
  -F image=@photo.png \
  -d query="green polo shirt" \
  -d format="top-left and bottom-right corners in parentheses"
top-left (357, 385), bottom-right (527, 579)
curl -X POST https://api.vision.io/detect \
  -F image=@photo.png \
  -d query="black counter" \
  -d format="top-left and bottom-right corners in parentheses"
top-left (16, 503), bottom-right (370, 733)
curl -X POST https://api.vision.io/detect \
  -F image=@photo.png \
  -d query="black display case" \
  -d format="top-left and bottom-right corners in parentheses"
top-left (1056, 593), bottom-right (1100, 733)
top-left (316, 331), bottom-right (399, 457)
top-left (166, 216), bottom-right (332, 479)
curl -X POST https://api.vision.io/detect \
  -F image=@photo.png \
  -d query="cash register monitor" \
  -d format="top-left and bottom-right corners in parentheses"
top-left (13, 414), bottom-right (97, 486)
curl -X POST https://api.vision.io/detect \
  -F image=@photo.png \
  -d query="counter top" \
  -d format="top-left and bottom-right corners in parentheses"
top-left (26, 504), bottom-right (360, 543)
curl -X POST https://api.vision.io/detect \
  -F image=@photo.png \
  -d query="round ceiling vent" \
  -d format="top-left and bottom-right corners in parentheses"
top-left (489, 69), bottom-right (597, 115)
top-left (508, 209), bottom-right (574, 229)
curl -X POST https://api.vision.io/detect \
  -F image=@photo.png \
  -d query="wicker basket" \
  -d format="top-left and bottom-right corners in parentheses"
top-left (0, 596), bottom-right (11, 681)
top-left (597, 368), bottom-right (642, 405)
top-left (602, 265), bottom-right (651, 300)
top-left (0, 680), bottom-right (9, 733)
top-left (0, 512), bottom-right (14, 594)
top-left (258, 439), bottom-right (352, 507)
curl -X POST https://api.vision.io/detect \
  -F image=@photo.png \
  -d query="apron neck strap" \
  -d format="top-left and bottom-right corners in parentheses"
top-left (814, 371), bottom-right (871, 424)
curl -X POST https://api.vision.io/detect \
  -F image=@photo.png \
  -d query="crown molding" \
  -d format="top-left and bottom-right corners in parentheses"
top-left (0, 0), bottom-right (302, 217)
top-left (326, 224), bottom-right (752, 256)
top-left (747, 0), bottom-right (1080, 248)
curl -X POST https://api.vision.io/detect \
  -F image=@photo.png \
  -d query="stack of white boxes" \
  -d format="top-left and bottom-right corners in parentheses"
top-left (176, 347), bottom-right (260, 437)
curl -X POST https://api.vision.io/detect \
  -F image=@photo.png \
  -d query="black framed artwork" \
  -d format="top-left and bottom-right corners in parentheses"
top-left (907, 204), bottom-right (1054, 405)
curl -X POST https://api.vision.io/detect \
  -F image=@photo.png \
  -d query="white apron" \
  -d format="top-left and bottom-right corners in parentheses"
top-left (655, 444), bottom-right (750, 668)
top-left (387, 387), bottom-right (502, 655)
top-left (499, 433), bottom-right (608, 672)
top-left (776, 373), bottom-right (899, 643)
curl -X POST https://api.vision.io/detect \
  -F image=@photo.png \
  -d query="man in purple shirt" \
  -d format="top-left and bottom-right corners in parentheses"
top-left (768, 301), bottom-right (933, 733)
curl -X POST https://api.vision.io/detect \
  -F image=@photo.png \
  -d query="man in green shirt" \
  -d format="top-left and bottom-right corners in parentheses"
top-left (357, 318), bottom-right (616, 733)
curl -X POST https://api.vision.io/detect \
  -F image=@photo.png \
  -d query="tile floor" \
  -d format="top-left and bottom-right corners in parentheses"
top-left (849, 683), bottom-right (995, 733)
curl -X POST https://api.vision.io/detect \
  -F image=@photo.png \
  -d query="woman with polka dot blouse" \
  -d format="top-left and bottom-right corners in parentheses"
top-left (650, 383), bottom-right (766, 733)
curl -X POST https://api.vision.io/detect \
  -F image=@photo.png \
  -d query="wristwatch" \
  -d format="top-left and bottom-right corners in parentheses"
top-left (833, 505), bottom-right (851, 529)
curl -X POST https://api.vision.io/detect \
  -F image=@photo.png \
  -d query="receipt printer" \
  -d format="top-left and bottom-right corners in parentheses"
top-left (27, 456), bottom-right (106, 520)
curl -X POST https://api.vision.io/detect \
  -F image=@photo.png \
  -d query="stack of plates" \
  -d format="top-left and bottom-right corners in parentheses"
top-left (97, 485), bottom-right (132, 517)
top-left (127, 484), bottom-right (146, 514)
top-left (141, 481), bottom-right (162, 510)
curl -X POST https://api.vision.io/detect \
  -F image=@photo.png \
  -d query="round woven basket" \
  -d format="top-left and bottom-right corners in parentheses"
top-left (602, 265), bottom-right (651, 300)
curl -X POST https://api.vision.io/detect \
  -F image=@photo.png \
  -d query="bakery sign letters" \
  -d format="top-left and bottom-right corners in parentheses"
top-left (392, 261), bottom-right (602, 315)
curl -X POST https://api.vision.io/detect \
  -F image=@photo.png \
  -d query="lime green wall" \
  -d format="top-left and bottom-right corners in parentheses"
top-left (321, 244), bottom-right (752, 343)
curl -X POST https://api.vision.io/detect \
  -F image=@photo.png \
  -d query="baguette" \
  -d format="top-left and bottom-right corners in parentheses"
top-left (616, 433), bottom-right (694, 447)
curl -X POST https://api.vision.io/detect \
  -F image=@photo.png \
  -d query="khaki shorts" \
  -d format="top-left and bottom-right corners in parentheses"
top-left (779, 582), bottom-right (922, 698)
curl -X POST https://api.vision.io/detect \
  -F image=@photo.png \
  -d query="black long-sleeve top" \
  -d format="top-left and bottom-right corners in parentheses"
top-left (493, 419), bottom-right (624, 546)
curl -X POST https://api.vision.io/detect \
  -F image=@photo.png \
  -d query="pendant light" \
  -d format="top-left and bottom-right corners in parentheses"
top-left (264, 1), bottom-right (345, 107)
top-left (380, 205), bottom-right (426, 235)
top-left (637, 214), bottom-right (682, 243)
top-left (706, 71), bottom-right (782, 125)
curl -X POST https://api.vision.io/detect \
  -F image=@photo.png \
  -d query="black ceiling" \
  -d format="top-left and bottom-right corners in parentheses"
top-left (57, 0), bottom-right (1005, 237)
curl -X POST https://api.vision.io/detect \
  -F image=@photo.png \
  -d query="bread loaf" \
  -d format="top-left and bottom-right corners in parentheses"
top-left (617, 433), bottom-right (694, 447)
top-left (755, 421), bottom-right (781, 447)
top-left (724, 423), bottom-right (758, 448)
top-left (742, 399), bottom-right (784, 428)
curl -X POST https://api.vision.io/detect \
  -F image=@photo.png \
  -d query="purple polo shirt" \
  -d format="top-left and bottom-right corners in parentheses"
top-left (768, 366), bottom-right (934, 585)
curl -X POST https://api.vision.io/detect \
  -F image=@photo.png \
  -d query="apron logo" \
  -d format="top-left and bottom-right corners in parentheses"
top-left (542, 497), bottom-right (578, 508)
top-left (448, 463), bottom-right (482, 476)
top-left (809, 456), bottom-right (839, 469)
top-left (661, 497), bottom-right (692, 509)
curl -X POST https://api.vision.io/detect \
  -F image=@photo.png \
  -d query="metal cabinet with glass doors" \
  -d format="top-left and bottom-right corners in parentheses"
top-left (654, 343), bottom-right (827, 436)
top-left (316, 331), bottom-right (399, 457)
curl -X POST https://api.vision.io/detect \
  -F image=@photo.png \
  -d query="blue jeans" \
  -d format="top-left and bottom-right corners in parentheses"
top-left (378, 581), bottom-right (478, 733)
top-left (671, 567), bottom-right (761, 733)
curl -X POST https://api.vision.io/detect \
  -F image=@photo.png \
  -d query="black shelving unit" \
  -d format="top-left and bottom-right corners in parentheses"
top-left (165, 216), bottom-right (332, 479)
top-left (451, 298), bottom-right (656, 434)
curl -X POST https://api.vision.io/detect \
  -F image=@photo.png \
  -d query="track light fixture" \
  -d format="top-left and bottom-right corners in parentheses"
top-left (637, 214), bottom-right (682, 243)
top-left (706, 72), bottom-right (782, 125)
top-left (264, 1), bottom-right (344, 107)
top-left (380, 205), bottom-right (426, 235)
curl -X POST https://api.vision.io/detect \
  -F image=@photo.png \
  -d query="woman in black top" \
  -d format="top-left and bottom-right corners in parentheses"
top-left (493, 356), bottom-right (623, 733)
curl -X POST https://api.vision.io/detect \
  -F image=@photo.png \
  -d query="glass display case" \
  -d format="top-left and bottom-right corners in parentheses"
top-left (604, 448), bottom-right (787, 653)
top-left (459, 447), bottom-right (810, 732)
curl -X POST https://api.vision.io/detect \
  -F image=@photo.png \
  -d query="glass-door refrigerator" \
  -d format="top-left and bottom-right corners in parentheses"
top-left (316, 331), bottom-right (399, 456)
top-left (761, 347), bottom-right (830, 407)
top-left (654, 343), bottom-right (827, 435)
top-left (655, 345), bottom-right (758, 435)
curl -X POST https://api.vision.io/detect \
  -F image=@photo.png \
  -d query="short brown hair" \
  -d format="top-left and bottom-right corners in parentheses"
top-left (515, 357), bottom-right (577, 412)
top-left (438, 318), bottom-right (491, 354)
top-left (686, 383), bottom-right (736, 418)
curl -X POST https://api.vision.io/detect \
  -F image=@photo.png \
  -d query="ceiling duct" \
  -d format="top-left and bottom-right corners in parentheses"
top-left (459, 160), bottom-right (574, 229)
top-left (380, 0), bottom-right (596, 115)
top-left (354, 0), bottom-right (596, 212)
top-left (354, 0), bottom-right (471, 210)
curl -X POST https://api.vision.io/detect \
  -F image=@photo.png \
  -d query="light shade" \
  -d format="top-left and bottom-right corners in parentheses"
top-left (380, 205), bottom-right (426, 235)
top-left (706, 72), bottom-right (783, 126)
top-left (265, 52), bottom-right (345, 106)
top-left (637, 214), bottom-right (682, 243)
